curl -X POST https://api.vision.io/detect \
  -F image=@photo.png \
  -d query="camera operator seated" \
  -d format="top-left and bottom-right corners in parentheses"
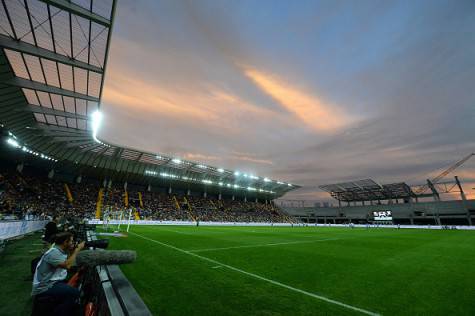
top-left (32, 232), bottom-right (85, 316)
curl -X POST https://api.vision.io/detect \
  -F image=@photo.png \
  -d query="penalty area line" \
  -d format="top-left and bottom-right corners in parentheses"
top-left (129, 231), bottom-right (380, 316)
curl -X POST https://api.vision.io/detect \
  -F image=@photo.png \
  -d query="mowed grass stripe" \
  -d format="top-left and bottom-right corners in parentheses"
top-left (129, 231), bottom-right (381, 316)
top-left (188, 238), bottom-right (341, 253)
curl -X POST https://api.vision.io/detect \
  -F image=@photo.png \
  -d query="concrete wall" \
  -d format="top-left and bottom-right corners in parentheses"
top-left (282, 199), bottom-right (475, 220)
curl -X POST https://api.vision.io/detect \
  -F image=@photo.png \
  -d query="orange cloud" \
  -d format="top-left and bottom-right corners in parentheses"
top-left (183, 152), bottom-right (220, 161)
top-left (183, 151), bottom-right (274, 166)
top-left (102, 69), bottom-right (306, 140)
top-left (103, 75), bottom-right (217, 122)
top-left (230, 155), bottom-right (273, 165)
top-left (244, 68), bottom-right (353, 132)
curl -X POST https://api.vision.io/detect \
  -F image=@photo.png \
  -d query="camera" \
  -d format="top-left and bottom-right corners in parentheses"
top-left (76, 239), bottom-right (109, 249)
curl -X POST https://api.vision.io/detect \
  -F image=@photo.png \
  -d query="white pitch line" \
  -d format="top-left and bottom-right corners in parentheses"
top-left (188, 238), bottom-right (340, 253)
top-left (129, 232), bottom-right (380, 316)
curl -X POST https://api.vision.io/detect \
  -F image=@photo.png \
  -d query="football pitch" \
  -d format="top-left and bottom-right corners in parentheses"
top-left (106, 225), bottom-right (475, 315)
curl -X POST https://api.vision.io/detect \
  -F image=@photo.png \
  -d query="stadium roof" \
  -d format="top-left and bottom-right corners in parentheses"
top-left (319, 179), bottom-right (417, 202)
top-left (0, 0), bottom-right (298, 198)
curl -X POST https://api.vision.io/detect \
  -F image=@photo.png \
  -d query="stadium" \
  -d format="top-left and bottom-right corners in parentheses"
top-left (1, 1), bottom-right (474, 315)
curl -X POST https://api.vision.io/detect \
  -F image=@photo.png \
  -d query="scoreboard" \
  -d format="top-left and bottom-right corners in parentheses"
top-left (372, 210), bottom-right (392, 221)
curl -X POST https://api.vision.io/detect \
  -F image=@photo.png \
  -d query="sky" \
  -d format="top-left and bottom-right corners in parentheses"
top-left (98, 0), bottom-right (475, 202)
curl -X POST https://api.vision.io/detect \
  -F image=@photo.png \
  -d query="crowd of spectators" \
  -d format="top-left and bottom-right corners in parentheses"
top-left (0, 171), bottom-right (67, 221)
top-left (1, 171), bottom-right (292, 223)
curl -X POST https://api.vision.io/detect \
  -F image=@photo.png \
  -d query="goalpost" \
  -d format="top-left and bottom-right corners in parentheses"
top-left (102, 206), bottom-right (134, 233)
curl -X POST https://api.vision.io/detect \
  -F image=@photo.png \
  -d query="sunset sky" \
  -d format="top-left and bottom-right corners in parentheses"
top-left (98, 0), bottom-right (475, 201)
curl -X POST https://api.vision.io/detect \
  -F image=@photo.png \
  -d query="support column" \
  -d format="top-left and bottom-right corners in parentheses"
top-left (455, 176), bottom-right (471, 225)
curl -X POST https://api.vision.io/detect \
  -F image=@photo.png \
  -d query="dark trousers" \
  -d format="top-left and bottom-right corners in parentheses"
top-left (36, 282), bottom-right (80, 316)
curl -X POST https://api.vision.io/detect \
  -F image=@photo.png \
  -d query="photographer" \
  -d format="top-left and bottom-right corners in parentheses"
top-left (32, 232), bottom-right (85, 315)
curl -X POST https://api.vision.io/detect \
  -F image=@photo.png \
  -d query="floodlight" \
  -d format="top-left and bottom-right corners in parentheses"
top-left (217, 168), bottom-right (224, 173)
top-left (234, 171), bottom-right (240, 176)
top-left (172, 158), bottom-right (182, 164)
top-left (7, 138), bottom-right (20, 148)
top-left (218, 182), bottom-right (223, 186)
top-left (91, 111), bottom-right (103, 143)
top-left (264, 178), bottom-right (271, 182)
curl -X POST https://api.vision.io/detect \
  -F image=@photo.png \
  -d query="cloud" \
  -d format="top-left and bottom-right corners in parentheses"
top-left (243, 67), bottom-right (356, 132)
top-left (103, 74), bottom-right (220, 124)
top-left (229, 155), bottom-right (273, 166)
top-left (101, 0), bottom-right (475, 204)
top-left (183, 152), bottom-right (221, 161)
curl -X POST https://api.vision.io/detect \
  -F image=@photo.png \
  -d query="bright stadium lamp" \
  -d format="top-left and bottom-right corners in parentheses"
top-left (172, 158), bottom-right (182, 164)
top-left (7, 138), bottom-right (20, 148)
top-left (234, 171), bottom-right (240, 176)
top-left (217, 168), bottom-right (224, 173)
top-left (91, 110), bottom-right (103, 143)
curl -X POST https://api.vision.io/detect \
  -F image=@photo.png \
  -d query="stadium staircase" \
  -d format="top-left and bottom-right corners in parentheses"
top-left (277, 208), bottom-right (297, 223)
top-left (210, 199), bottom-right (216, 209)
top-left (183, 196), bottom-right (197, 221)
top-left (95, 188), bottom-right (104, 219)
top-left (63, 183), bottom-right (73, 204)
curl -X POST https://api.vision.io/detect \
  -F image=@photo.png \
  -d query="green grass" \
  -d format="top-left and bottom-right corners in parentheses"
top-left (0, 232), bottom-right (44, 316)
top-left (105, 225), bottom-right (475, 316)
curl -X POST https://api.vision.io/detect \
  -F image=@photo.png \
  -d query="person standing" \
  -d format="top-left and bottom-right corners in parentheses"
top-left (43, 215), bottom-right (60, 244)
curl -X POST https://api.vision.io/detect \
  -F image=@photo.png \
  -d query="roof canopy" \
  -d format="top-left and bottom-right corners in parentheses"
top-left (0, 0), bottom-right (298, 198)
top-left (319, 179), bottom-right (416, 202)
